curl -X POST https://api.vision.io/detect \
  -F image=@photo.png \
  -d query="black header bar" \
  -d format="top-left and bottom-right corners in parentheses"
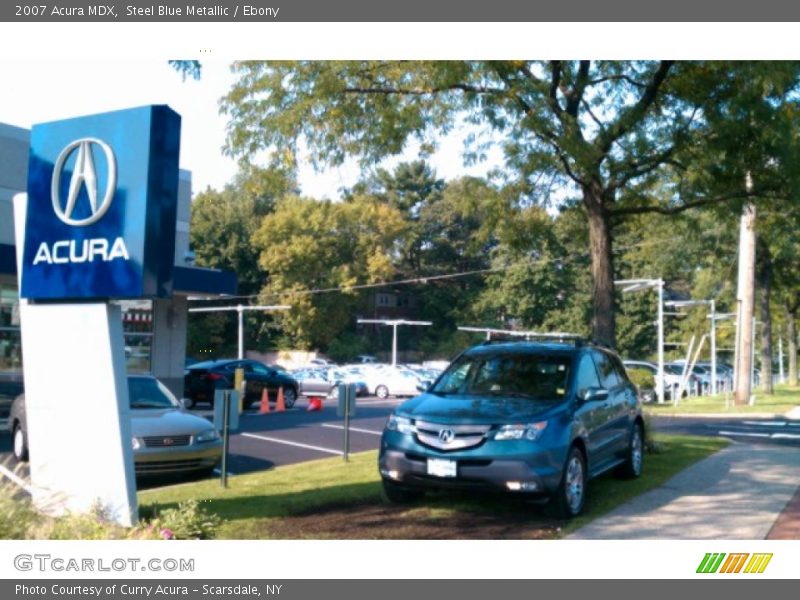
top-left (4, 0), bottom-right (800, 22)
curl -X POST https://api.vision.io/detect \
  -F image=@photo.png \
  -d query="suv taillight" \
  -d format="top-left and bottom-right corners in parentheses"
top-left (205, 373), bottom-right (224, 381)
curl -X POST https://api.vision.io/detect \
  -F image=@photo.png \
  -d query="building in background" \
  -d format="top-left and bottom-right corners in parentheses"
top-left (0, 120), bottom-right (236, 408)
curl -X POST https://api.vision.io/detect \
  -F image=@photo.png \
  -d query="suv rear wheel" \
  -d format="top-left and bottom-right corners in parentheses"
top-left (617, 422), bottom-right (644, 479)
top-left (550, 446), bottom-right (586, 518)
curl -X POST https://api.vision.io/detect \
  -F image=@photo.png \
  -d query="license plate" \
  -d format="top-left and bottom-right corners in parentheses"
top-left (427, 458), bottom-right (457, 478)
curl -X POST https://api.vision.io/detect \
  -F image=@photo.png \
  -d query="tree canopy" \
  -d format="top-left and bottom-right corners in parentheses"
top-left (220, 60), bottom-right (800, 345)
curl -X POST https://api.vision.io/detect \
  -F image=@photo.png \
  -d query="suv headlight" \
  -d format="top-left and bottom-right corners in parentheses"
top-left (195, 429), bottom-right (220, 444)
top-left (132, 437), bottom-right (142, 450)
top-left (494, 421), bottom-right (548, 441)
top-left (386, 414), bottom-right (414, 434)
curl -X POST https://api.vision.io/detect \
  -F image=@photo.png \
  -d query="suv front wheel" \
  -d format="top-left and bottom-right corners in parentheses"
top-left (550, 446), bottom-right (586, 518)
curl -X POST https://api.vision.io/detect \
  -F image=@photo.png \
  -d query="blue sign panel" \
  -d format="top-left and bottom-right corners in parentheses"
top-left (21, 105), bottom-right (180, 300)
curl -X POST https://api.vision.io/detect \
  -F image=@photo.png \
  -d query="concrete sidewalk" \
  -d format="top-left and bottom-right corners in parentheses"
top-left (569, 443), bottom-right (800, 539)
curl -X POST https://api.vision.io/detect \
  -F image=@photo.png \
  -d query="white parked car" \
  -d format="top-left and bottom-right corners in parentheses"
top-left (623, 360), bottom-right (683, 401)
top-left (360, 365), bottom-right (426, 399)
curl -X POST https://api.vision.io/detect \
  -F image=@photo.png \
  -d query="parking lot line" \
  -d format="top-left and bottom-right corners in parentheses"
top-left (0, 464), bottom-right (31, 492)
top-left (240, 432), bottom-right (344, 456)
top-left (717, 430), bottom-right (771, 439)
top-left (321, 423), bottom-right (382, 436)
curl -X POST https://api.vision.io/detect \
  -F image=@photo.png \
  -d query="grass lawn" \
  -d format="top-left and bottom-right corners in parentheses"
top-left (139, 433), bottom-right (729, 539)
top-left (645, 384), bottom-right (800, 416)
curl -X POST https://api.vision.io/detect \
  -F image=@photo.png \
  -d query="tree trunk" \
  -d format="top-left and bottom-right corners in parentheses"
top-left (584, 182), bottom-right (616, 347)
top-left (757, 242), bottom-right (773, 394)
top-left (734, 202), bottom-right (756, 406)
top-left (787, 306), bottom-right (798, 387)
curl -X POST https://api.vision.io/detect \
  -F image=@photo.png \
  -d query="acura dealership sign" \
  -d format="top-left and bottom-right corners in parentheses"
top-left (21, 105), bottom-right (181, 299)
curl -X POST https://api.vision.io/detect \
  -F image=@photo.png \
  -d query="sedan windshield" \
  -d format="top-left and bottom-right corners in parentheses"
top-left (128, 377), bottom-right (179, 409)
top-left (430, 353), bottom-right (571, 400)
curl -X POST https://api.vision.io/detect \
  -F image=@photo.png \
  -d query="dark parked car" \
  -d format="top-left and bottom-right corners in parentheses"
top-left (8, 375), bottom-right (222, 477)
top-left (184, 359), bottom-right (299, 409)
top-left (379, 340), bottom-right (644, 518)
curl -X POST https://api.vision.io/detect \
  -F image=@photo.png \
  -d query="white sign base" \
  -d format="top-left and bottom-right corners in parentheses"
top-left (14, 194), bottom-right (138, 526)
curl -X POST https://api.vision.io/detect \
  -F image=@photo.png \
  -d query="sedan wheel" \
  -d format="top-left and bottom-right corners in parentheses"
top-left (13, 425), bottom-right (28, 462)
top-left (375, 385), bottom-right (389, 399)
top-left (283, 387), bottom-right (297, 409)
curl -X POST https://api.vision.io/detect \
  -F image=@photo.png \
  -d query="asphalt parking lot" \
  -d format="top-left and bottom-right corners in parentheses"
top-left (0, 395), bottom-right (402, 487)
top-left (198, 395), bottom-right (401, 474)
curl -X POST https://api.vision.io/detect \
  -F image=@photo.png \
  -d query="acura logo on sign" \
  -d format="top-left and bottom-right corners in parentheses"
top-left (51, 138), bottom-right (117, 226)
top-left (33, 137), bottom-right (129, 266)
top-left (438, 429), bottom-right (455, 444)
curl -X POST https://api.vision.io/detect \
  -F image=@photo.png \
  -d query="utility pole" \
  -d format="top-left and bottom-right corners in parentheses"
top-left (734, 173), bottom-right (757, 406)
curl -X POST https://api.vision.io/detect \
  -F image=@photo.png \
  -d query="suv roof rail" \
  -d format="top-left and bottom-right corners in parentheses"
top-left (479, 332), bottom-right (586, 345)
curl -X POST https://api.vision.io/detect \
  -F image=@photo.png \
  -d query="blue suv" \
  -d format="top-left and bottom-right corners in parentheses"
top-left (378, 340), bottom-right (645, 517)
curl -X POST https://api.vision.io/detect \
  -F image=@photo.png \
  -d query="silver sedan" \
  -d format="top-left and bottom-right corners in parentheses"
top-left (8, 375), bottom-right (222, 477)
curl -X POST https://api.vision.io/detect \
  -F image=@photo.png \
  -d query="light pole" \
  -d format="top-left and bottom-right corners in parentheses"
top-left (665, 299), bottom-right (718, 395)
top-left (189, 304), bottom-right (291, 359)
top-left (357, 319), bottom-right (432, 366)
top-left (615, 279), bottom-right (665, 403)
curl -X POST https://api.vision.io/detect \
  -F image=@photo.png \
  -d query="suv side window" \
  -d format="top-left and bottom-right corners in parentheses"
top-left (592, 350), bottom-right (621, 389)
top-left (609, 354), bottom-right (630, 384)
top-left (574, 353), bottom-right (602, 398)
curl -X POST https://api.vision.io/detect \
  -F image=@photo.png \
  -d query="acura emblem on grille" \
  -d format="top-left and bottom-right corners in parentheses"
top-left (438, 429), bottom-right (455, 444)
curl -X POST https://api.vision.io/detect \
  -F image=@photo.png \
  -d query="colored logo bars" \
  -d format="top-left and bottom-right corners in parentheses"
top-left (696, 553), bottom-right (773, 574)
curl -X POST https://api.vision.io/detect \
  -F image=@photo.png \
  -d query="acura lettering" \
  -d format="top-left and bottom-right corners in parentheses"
top-left (32, 237), bottom-right (130, 265)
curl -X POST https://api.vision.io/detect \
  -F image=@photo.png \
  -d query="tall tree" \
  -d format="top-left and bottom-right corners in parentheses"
top-left (188, 167), bottom-right (295, 356)
top-left (221, 61), bottom-right (799, 345)
top-left (252, 194), bottom-right (405, 349)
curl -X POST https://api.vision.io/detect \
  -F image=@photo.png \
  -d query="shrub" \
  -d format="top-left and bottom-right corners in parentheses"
top-left (0, 473), bottom-right (219, 540)
top-left (0, 478), bottom-right (39, 539)
top-left (148, 499), bottom-right (221, 540)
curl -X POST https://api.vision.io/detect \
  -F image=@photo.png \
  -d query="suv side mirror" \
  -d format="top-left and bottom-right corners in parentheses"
top-left (579, 387), bottom-right (609, 403)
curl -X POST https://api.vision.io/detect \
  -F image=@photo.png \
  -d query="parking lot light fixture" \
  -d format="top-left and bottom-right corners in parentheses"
top-left (615, 279), bottom-right (665, 403)
top-left (357, 319), bottom-right (433, 366)
top-left (189, 304), bottom-right (291, 359)
top-left (666, 299), bottom-right (718, 395)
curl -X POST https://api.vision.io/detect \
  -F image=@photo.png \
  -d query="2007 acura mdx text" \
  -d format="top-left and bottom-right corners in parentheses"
top-left (378, 340), bottom-right (645, 517)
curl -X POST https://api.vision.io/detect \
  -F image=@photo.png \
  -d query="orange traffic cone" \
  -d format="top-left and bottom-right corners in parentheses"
top-left (307, 396), bottom-right (322, 411)
top-left (275, 387), bottom-right (286, 412)
top-left (259, 388), bottom-right (270, 414)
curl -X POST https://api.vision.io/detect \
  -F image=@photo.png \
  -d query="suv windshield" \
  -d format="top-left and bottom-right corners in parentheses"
top-left (128, 377), bottom-right (179, 409)
top-left (430, 353), bottom-right (571, 400)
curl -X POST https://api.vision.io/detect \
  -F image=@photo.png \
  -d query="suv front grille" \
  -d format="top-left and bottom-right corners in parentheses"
top-left (415, 420), bottom-right (491, 451)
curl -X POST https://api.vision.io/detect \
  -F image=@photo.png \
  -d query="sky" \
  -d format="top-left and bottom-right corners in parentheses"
top-left (0, 60), bottom-right (503, 198)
